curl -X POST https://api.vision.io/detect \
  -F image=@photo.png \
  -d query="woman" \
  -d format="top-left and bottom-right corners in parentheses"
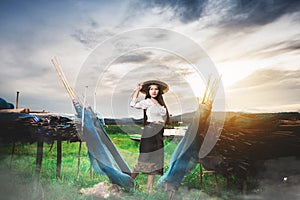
top-left (130, 80), bottom-right (171, 193)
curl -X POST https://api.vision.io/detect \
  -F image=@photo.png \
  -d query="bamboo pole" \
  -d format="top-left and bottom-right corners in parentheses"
top-left (207, 78), bottom-right (217, 102)
top-left (209, 76), bottom-right (222, 103)
top-left (81, 86), bottom-right (88, 133)
top-left (202, 74), bottom-right (211, 104)
top-left (52, 57), bottom-right (86, 189)
top-left (51, 58), bottom-right (76, 100)
top-left (0, 109), bottom-right (28, 113)
top-left (76, 86), bottom-right (88, 188)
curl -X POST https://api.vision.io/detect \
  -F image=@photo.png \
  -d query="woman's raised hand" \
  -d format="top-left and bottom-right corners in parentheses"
top-left (137, 82), bottom-right (143, 91)
top-left (132, 83), bottom-right (143, 99)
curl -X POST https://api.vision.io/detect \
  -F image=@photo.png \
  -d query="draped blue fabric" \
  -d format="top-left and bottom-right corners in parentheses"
top-left (72, 99), bottom-right (135, 191)
top-left (158, 109), bottom-right (206, 190)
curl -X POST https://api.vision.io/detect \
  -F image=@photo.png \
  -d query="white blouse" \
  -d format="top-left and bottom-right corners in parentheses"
top-left (130, 98), bottom-right (167, 123)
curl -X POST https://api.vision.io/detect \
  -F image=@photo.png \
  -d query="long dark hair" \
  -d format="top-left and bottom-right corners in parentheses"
top-left (143, 84), bottom-right (171, 126)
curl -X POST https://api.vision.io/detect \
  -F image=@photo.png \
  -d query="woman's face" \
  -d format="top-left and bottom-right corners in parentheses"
top-left (149, 84), bottom-right (160, 98)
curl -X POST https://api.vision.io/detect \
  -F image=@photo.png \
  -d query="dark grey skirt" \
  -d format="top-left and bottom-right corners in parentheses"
top-left (133, 122), bottom-right (164, 175)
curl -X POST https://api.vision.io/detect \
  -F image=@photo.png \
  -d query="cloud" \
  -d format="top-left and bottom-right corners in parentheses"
top-left (71, 28), bottom-right (115, 49)
top-left (0, 1), bottom-right (90, 113)
top-left (1, 0), bottom-right (300, 115)
top-left (91, 53), bottom-right (198, 118)
top-left (144, 0), bottom-right (208, 23)
top-left (229, 69), bottom-right (300, 89)
top-left (137, 0), bottom-right (300, 27)
top-left (69, 0), bottom-right (300, 69)
top-left (226, 69), bottom-right (300, 112)
top-left (261, 38), bottom-right (300, 57)
top-left (218, 0), bottom-right (300, 28)
top-left (115, 52), bottom-right (152, 64)
top-left (231, 35), bottom-right (300, 61)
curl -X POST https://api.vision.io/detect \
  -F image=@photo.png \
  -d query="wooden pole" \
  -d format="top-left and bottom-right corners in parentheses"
top-left (76, 86), bottom-right (87, 186)
top-left (243, 180), bottom-right (247, 195)
top-left (214, 174), bottom-right (219, 193)
top-left (56, 139), bottom-right (62, 179)
top-left (76, 141), bottom-right (82, 190)
top-left (35, 140), bottom-right (44, 182)
top-left (199, 162), bottom-right (203, 188)
top-left (11, 90), bottom-right (20, 170)
top-left (9, 142), bottom-right (15, 170)
top-left (15, 91), bottom-right (19, 109)
top-left (90, 162), bottom-right (93, 179)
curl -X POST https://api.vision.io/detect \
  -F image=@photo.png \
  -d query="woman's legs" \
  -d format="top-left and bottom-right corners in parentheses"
top-left (146, 174), bottom-right (155, 193)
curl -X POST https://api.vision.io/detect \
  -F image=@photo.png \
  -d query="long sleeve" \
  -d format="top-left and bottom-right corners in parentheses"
top-left (130, 98), bottom-right (151, 109)
top-left (131, 98), bottom-right (167, 123)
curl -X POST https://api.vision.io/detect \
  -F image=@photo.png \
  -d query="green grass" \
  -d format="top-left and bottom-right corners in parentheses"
top-left (0, 130), bottom-right (235, 199)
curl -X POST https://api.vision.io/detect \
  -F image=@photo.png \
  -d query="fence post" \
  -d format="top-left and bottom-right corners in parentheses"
top-left (35, 139), bottom-right (44, 181)
top-left (56, 139), bottom-right (62, 179)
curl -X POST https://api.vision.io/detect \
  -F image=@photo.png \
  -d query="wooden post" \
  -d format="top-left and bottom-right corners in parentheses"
top-left (243, 180), bottom-right (247, 195)
top-left (76, 141), bottom-right (82, 190)
top-left (35, 140), bottom-right (44, 181)
top-left (56, 139), bottom-right (62, 179)
top-left (15, 91), bottom-right (19, 109)
top-left (199, 161), bottom-right (219, 192)
top-left (9, 142), bottom-right (15, 170)
top-left (214, 174), bottom-right (219, 193)
top-left (226, 176), bottom-right (230, 186)
top-left (199, 163), bottom-right (203, 188)
top-left (90, 162), bottom-right (93, 179)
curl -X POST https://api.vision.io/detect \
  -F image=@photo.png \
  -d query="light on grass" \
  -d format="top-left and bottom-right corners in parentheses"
top-left (0, 131), bottom-right (233, 199)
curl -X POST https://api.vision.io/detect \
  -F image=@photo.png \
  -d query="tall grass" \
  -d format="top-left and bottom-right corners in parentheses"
top-left (0, 130), bottom-right (227, 199)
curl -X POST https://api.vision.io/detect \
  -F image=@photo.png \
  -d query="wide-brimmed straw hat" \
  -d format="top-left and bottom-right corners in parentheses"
top-left (140, 80), bottom-right (169, 94)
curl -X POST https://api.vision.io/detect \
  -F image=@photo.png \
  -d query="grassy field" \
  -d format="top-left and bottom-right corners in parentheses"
top-left (2, 113), bottom-right (298, 199)
top-left (0, 127), bottom-right (234, 199)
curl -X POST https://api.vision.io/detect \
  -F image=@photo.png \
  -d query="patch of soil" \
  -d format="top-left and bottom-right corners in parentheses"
top-left (80, 181), bottom-right (122, 199)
